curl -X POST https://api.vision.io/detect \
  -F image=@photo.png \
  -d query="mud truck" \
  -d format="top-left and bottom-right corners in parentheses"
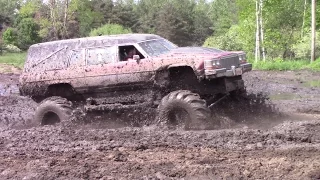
top-left (19, 34), bottom-right (252, 129)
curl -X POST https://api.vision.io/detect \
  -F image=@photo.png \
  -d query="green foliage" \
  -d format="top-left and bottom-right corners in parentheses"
top-left (69, 0), bottom-right (104, 37)
top-left (0, 0), bottom-right (20, 24)
top-left (19, 1), bottom-right (40, 19)
top-left (211, 0), bottom-right (308, 60)
top-left (89, 23), bottom-right (132, 36)
top-left (0, 0), bottom-right (318, 69)
top-left (204, 25), bottom-right (244, 51)
top-left (193, 0), bottom-right (213, 45)
top-left (210, 0), bottom-right (239, 35)
top-left (0, 52), bottom-right (27, 68)
top-left (135, 0), bottom-right (166, 34)
top-left (304, 0), bottom-right (320, 29)
top-left (155, 1), bottom-right (195, 46)
top-left (309, 58), bottom-right (320, 71)
top-left (38, 18), bottom-right (51, 39)
top-left (252, 58), bottom-right (320, 72)
top-left (253, 59), bottom-right (309, 71)
top-left (2, 28), bottom-right (17, 45)
top-left (16, 18), bottom-right (41, 50)
top-left (292, 32), bottom-right (320, 60)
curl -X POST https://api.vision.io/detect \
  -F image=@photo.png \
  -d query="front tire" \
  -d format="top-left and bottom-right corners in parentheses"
top-left (34, 96), bottom-right (73, 126)
top-left (157, 90), bottom-right (211, 130)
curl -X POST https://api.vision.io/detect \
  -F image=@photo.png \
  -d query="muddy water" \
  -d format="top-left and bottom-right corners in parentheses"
top-left (0, 70), bottom-right (320, 179)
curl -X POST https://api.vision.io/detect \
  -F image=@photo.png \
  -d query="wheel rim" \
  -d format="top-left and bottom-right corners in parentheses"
top-left (42, 111), bottom-right (60, 125)
top-left (167, 107), bottom-right (191, 129)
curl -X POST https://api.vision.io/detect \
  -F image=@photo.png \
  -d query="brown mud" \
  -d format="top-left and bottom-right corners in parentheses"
top-left (0, 70), bottom-right (320, 179)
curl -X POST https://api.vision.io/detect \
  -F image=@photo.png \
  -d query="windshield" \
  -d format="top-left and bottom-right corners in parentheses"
top-left (139, 39), bottom-right (177, 57)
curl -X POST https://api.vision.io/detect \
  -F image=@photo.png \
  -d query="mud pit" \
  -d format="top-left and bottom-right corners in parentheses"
top-left (0, 70), bottom-right (320, 179)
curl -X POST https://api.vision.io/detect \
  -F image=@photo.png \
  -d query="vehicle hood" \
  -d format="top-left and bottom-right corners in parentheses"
top-left (151, 47), bottom-right (243, 71)
top-left (155, 47), bottom-right (238, 59)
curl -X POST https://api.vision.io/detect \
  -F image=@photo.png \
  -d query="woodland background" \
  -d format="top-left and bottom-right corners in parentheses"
top-left (0, 0), bottom-right (319, 70)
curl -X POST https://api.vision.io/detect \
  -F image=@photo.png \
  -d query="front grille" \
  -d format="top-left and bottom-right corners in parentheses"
top-left (220, 55), bottom-right (240, 69)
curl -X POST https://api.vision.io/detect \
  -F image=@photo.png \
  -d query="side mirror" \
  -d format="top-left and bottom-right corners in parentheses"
top-left (133, 55), bottom-right (140, 62)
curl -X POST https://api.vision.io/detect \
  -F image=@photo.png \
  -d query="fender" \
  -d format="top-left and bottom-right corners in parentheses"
top-left (167, 63), bottom-right (203, 77)
top-left (156, 63), bottom-right (197, 72)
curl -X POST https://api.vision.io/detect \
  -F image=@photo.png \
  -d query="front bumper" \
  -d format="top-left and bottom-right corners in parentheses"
top-left (205, 63), bottom-right (252, 79)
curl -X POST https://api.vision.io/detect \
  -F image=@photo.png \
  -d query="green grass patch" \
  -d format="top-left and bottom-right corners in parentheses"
top-left (0, 52), bottom-right (27, 69)
top-left (252, 58), bottom-right (320, 71)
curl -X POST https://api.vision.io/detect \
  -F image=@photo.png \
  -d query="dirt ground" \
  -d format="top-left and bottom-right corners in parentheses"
top-left (0, 69), bottom-right (320, 180)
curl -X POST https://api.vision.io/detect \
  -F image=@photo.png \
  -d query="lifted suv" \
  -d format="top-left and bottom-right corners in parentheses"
top-left (19, 34), bottom-right (252, 129)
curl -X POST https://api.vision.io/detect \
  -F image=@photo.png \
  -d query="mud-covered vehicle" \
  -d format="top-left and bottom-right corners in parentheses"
top-left (19, 34), bottom-right (252, 129)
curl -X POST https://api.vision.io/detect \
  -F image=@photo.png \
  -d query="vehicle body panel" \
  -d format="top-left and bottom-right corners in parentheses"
top-left (19, 34), bottom-right (252, 100)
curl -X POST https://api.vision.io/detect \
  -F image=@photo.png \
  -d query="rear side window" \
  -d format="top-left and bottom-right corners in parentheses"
top-left (27, 48), bottom-right (69, 72)
top-left (68, 49), bottom-right (85, 67)
top-left (86, 47), bottom-right (117, 65)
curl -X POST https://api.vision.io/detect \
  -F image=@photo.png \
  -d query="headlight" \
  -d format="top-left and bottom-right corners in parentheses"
top-left (239, 53), bottom-right (247, 63)
top-left (205, 59), bottom-right (221, 70)
top-left (204, 59), bottom-right (214, 69)
top-left (213, 60), bottom-right (220, 66)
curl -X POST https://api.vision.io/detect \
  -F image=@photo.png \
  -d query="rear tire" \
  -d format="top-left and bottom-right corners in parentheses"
top-left (157, 90), bottom-right (211, 130)
top-left (34, 96), bottom-right (73, 126)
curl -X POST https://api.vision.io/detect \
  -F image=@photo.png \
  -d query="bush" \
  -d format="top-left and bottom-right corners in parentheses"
top-left (292, 32), bottom-right (320, 60)
top-left (4, 44), bottom-right (22, 53)
top-left (2, 27), bottom-right (17, 45)
top-left (203, 25), bottom-right (245, 51)
top-left (89, 23), bottom-right (132, 37)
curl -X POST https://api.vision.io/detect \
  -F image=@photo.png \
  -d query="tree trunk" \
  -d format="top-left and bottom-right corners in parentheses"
top-left (311, 0), bottom-right (316, 62)
top-left (63, 0), bottom-right (69, 39)
top-left (255, 0), bottom-right (260, 62)
top-left (259, 0), bottom-right (266, 61)
top-left (50, 0), bottom-right (58, 40)
top-left (0, 31), bottom-right (3, 55)
top-left (301, 0), bottom-right (307, 38)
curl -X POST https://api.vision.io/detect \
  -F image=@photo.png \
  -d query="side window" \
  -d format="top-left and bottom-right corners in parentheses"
top-left (119, 45), bottom-right (145, 61)
top-left (86, 47), bottom-right (116, 65)
top-left (69, 49), bottom-right (85, 67)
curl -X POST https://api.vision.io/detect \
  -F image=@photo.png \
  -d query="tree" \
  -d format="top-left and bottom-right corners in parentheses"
top-left (89, 23), bottom-right (132, 36)
top-left (135, 0), bottom-right (166, 34)
top-left (16, 18), bottom-right (41, 50)
top-left (192, 0), bottom-right (213, 45)
top-left (259, 0), bottom-right (265, 61)
top-left (69, 0), bottom-right (104, 37)
top-left (63, 0), bottom-right (69, 38)
top-left (311, 0), bottom-right (316, 62)
top-left (0, 0), bottom-right (20, 25)
top-left (255, 0), bottom-right (260, 62)
top-left (155, 0), bottom-right (195, 46)
top-left (209, 0), bottom-right (239, 35)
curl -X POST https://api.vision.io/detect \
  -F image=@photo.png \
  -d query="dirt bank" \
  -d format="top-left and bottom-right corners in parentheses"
top-left (0, 70), bottom-right (320, 179)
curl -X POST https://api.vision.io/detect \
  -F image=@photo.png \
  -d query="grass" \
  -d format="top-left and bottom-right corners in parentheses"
top-left (251, 58), bottom-right (320, 71)
top-left (0, 52), bottom-right (27, 69)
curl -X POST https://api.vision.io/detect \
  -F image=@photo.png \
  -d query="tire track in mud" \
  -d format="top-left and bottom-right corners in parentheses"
top-left (0, 119), bottom-right (320, 179)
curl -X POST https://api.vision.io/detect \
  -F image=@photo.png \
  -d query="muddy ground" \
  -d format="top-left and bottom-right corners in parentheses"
top-left (0, 70), bottom-right (320, 179)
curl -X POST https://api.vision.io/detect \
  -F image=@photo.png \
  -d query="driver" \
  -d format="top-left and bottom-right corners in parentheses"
top-left (124, 48), bottom-right (136, 61)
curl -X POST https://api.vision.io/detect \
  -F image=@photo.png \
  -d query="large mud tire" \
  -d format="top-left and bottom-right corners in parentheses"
top-left (34, 96), bottom-right (73, 126)
top-left (157, 90), bottom-right (211, 130)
